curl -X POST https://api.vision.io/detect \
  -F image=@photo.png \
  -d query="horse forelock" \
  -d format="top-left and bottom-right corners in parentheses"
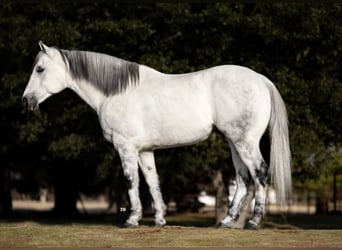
top-left (60, 49), bottom-right (140, 96)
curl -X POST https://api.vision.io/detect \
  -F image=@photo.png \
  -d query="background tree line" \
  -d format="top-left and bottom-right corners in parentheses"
top-left (0, 3), bottom-right (341, 216)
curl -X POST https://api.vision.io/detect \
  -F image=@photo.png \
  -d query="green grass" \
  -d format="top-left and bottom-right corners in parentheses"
top-left (0, 213), bottom-right (341, 248)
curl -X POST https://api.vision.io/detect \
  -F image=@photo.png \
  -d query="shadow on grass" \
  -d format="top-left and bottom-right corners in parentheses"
top-left (1, 210), bottom-right (342, 229)
top-left (263, 213), bottom-right (342, 229)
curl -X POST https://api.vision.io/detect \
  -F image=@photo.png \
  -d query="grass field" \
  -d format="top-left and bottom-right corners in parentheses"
top-left (0, 212), bottom-right (341, 248)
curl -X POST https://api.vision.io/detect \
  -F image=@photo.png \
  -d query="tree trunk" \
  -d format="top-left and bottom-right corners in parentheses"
top-left (52, 161), bottom-right (79, 216)
top-left (333, 172), bottom-right (337, 213)
top-left (316, 184), bottom-right (330, 215)
top-left (212, 169), bottom-right (228, 224)
top-left (0, 165), bottom-right (12, 215)
top-left (112, 166), bottom-right (129, 225)
top-left (316, 196), bottom-right (328, 215)
top-left (53, 184), bottom-right (78, 216)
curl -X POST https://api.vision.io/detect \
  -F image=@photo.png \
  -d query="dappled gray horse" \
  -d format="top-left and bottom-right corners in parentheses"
top-left (23, 41), bottom-right (291, 229)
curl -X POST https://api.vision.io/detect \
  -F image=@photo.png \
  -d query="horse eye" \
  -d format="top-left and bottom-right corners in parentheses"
top-left (36, 66), bottom-right (45, 73)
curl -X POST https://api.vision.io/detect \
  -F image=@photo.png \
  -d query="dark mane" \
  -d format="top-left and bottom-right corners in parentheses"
top-left (60, 49), bottom-right (140, 96)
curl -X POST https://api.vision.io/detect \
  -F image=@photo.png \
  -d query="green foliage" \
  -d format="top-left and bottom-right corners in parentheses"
top-left (48, 134), bottom-right (92, 160)
top-left (0, 3), bottom-right (341, 205)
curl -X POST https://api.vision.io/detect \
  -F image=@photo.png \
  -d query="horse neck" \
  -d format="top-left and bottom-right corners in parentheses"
top-left (68, 79), bottom-right (107, 113)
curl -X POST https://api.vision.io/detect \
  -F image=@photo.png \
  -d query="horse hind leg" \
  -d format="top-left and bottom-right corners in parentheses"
top-left (138, 151), bottom-right (167, 226)
top-left (233, 139), bottom-right (268, 230)
top-left (246, 161), bottom-right (268, 230)
top-left (218, 142), bottom-right (250, 228)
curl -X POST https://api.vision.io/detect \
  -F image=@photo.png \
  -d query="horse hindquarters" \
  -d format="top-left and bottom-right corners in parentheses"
top-left (213, 73), bottom-right (272, 229)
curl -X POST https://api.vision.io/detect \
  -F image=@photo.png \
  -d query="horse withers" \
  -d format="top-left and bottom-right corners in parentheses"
top-left (23, 41), bottom-right (291, 229)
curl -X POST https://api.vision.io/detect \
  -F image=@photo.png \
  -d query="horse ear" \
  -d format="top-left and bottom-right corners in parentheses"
top-left (38, 40), bottom-right (49, 53)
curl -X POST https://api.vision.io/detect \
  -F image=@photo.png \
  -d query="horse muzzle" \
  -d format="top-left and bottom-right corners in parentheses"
top-left (22, 94), bottom-right (39, 111)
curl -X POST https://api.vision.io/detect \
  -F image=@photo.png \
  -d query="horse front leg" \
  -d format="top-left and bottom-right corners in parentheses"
top-left (118, 148), bottom-right (142, 227)
top-left (139, 151), bottom-right (167, 226)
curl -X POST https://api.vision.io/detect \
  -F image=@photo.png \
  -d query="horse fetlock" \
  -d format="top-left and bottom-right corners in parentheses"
top-left (155, 202), bottom-right (167, 214)
top-left (125, 213), bottom-right (141, 227)
top-left (254, 202), bottom-right (265, 216)
top-left (153, 204), bottom-right (166, 226)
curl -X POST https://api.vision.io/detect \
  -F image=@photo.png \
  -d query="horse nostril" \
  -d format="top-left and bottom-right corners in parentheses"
top-left (22, 94), bottom-right (38, 110)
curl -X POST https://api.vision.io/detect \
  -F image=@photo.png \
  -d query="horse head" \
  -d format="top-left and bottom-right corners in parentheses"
top-left (22, 41), bottom-right (69, 110)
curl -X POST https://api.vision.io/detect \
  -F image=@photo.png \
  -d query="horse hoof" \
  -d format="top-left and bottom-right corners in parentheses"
top-left (155, 219), bottom-right (166, 227)
top-left (244, 221), bottom-right (260, 230)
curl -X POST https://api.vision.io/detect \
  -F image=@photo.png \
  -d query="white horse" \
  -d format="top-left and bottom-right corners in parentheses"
top-left (23, 41), bottom-right (291, 229)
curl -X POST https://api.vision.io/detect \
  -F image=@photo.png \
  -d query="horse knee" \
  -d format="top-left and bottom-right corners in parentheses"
top-left (121, 155), bottom-right (139, 183)
top-left (122, 166), bottom-right (137, 184)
